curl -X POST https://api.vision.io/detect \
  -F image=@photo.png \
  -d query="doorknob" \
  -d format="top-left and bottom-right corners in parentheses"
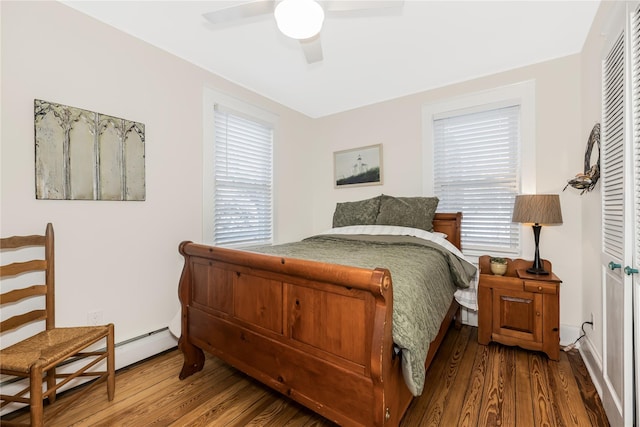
top-left (624, 266), bottom-right (639, 275)
top-left (609, 262), bottom-right (622, 270)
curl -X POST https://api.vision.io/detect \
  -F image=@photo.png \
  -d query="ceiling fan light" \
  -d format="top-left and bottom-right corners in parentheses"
top-left (274, 0), bottom-right (325, 40)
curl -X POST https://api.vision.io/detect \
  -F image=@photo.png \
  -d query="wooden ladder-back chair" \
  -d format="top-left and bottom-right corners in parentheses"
top-left (0, 223), bottom-right (115, 426)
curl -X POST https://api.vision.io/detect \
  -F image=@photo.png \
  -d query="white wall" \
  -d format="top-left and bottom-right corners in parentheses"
top-left (0, 1), bottom-right (314, 345)
top-left (309, 55), bottom-right (586, 334)
top-left (1, 0), bottom-right (595, 358)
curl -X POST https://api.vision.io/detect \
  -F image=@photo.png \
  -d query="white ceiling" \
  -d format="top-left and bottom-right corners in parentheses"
top-left (62, 0), bottom-right (600, 118)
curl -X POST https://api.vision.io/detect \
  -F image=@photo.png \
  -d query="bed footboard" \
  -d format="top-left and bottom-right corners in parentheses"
top-left (178, 241), bottom-right (412, 426)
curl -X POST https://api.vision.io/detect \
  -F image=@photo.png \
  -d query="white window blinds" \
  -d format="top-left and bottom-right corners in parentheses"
top-left (433, 105), bottom-right (521, 255)
top-left (213, 106), bottom-right (273, 247)
top-left (602, 31), bottom-right (625, 260)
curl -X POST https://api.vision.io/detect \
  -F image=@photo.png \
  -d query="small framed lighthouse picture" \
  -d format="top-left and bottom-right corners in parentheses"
top-left (334, 144), bottom-right (383, 188)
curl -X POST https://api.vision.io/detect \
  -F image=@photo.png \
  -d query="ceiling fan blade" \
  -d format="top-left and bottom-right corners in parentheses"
top-left (203, 0), bottom-right (275, 25)
top-left (300, 35), bottom-right (323, 64)
top-left (323, 0), bottom-right (404, 12)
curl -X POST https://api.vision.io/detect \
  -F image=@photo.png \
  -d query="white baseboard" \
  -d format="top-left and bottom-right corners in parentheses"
top-left (578, 334), bottom-right (604, 402)
top-left (0, 328), bottom-right (178, 417)
top-left (560, 323), bottom-right (581, 347)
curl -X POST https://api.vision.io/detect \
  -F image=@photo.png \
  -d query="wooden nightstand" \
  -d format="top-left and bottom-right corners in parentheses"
top-left (477, 255), bottom-right (561, 360)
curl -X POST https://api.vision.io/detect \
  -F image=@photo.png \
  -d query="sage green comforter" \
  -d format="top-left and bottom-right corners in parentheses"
top-left (250, 234), bottom-right (476, 395)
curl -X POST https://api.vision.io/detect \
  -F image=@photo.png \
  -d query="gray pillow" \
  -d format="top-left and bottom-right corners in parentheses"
top-left (375, 195), bottom-right (439, 232)
top-left (332, 196), bottom-right (381, 228)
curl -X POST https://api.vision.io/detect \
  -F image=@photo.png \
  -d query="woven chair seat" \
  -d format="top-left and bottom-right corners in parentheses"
top-left (0, 326), bottom-right (110, 373)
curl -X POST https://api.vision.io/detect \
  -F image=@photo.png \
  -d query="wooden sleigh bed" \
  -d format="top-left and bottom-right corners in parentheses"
top-left (177, 212), bottom-right (465, 427)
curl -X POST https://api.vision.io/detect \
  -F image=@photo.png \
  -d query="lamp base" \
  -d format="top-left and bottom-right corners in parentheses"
top-left (526, 267), bottom-right (550, 275)
top-left (528, 224), bottom-right (549, 275)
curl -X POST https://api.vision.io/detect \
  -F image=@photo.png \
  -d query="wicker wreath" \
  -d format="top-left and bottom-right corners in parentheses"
top-left (564, 123), bottom-right (600, 194)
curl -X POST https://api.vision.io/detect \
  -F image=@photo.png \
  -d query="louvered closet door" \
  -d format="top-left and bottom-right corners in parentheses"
top-left (600, 24), bottom-right (634, 426)
top-left (632, 5), bottom-right (640, 425)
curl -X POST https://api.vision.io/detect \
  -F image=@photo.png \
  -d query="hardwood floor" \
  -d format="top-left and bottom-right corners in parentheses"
top-left (2, 325), bottom-right (609, 426)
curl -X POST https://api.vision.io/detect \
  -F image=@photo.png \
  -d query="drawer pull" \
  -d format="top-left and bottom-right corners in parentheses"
top-left (524, 281), bottom-right (556, 294)
top-left (537, 312), bottom-right (541, 317)
top-left (501, 296), bottom-right (531, 304)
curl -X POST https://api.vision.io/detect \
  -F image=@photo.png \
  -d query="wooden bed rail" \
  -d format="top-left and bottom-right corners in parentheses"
top-left (179, 241), bottom-right (392, 296)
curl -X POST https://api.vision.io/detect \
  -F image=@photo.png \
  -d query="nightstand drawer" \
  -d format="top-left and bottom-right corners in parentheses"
top-left (479, 275), bottom-right (523, 291)
top-left (523, 281), bottom-right (557, 294)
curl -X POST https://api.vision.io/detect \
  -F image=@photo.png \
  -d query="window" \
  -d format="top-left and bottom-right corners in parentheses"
top-left (203, 89), bottom-right (277, 247)
top-left (433, 105), bottom-right (520, 254)
top-left (422, 81), bottom-right (536, 256)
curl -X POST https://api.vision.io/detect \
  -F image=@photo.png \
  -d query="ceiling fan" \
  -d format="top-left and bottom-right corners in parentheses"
top-left (203, 0), bottom-right (404, 64)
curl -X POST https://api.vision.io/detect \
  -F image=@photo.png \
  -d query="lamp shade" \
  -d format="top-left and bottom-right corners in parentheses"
top-left (512, 194), bottom-right (563, 225)
top-left (275, 0), bottom-right (325, 40)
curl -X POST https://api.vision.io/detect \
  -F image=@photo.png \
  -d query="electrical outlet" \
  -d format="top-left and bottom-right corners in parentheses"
top-left (87, 310), bottom-right (103, 326)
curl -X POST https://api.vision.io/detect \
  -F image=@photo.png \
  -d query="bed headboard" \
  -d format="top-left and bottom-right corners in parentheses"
top-left (432, 212), bottom-right (462, 250)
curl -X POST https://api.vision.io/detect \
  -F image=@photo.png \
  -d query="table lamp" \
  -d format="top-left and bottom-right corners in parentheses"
top-left (512, 194), bottom-right (563, 275)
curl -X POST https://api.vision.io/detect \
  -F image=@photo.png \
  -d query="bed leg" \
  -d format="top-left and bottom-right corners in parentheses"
top-left (454, 304), bottom-right (462, 330)
top-left (178, 336), bottom-right (205, 379)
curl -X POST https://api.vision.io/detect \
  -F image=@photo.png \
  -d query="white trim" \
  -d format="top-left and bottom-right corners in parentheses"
top-left (559, 323), bottom-right (581, 347)
top-left (579, 334), bottom-right (605, 406)
top-left (422, 80), bottom-right (536, 196)
top-left (203, 89), bottom-right (278, 125)
top-left (422, 80), bottom-right (536, 258)
top-left (602, 1), bottom-right (627, 57)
